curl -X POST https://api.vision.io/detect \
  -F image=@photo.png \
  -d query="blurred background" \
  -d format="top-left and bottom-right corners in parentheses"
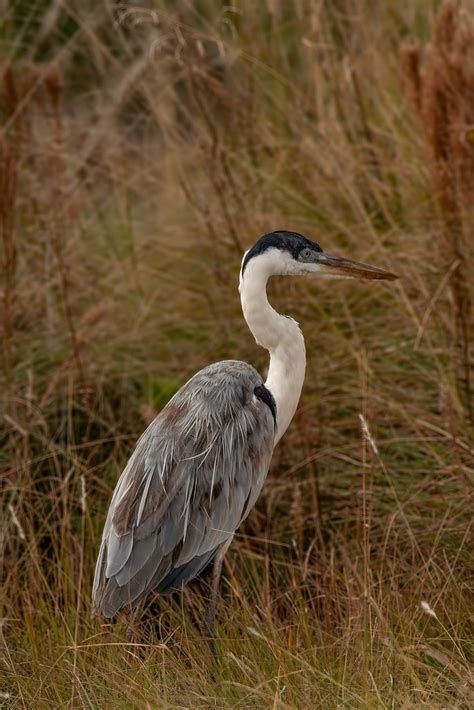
top-left (1, 1), bottom-right (473, 706)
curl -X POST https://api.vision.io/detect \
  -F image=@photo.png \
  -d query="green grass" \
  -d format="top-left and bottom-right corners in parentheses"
top-left (1, 0), bottom-right (473, 707)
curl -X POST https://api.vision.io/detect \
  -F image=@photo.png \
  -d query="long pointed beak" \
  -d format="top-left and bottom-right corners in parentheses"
top-left (318, 253), bottom-right (398, 280)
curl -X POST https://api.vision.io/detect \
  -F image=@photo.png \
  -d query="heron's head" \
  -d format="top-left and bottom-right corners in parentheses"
top-left (240, 231), bottom-right (397, 285)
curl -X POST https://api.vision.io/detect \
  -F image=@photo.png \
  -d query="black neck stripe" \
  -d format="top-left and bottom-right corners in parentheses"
top-left (254, 384), bottom-right (277, 429)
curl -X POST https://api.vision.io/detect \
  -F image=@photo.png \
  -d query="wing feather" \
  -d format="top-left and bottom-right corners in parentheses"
top-left (105, 529), bottom-right (133, 577)
top-left (114, 534), bottom-right (160, 586)
top-left (92, 360), bottom-right (275, 617)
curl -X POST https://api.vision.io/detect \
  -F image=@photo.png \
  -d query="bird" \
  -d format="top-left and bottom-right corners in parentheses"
top-left (92, 230), bottom-right (397, 638)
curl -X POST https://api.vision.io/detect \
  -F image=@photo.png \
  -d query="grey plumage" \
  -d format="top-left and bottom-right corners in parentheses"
top-left (92, 360), bottom-right (275, 618)
top-left (92, 231), bottom-right (397, 624)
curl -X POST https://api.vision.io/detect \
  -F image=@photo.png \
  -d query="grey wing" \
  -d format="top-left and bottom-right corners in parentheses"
top-left (92, 360), bottom-right (275, 618)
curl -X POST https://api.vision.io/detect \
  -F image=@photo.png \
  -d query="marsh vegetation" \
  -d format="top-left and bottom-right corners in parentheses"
top-left (1, 1), bottom-right (473, 707)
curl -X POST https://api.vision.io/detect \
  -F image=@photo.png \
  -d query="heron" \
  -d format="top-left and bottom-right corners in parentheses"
top-left (92, 230), bottom-right (396, 640)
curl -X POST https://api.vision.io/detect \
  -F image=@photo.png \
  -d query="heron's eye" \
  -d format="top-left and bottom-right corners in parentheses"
top-left (300, 248), bottom-right (313, 260)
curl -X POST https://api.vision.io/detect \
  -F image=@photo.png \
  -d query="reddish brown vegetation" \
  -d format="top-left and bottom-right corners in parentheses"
top-left (402, 0), bottom-right (474, 419)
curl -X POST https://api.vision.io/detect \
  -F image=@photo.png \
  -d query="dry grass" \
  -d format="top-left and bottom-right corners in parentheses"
top-left (1, 1), bottom-right (473, 707)
top-left (402, 0), bottom-right (474, 420)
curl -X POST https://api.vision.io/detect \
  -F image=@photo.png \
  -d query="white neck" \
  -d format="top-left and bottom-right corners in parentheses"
top-left (239, 251), bottom-right (306, 446)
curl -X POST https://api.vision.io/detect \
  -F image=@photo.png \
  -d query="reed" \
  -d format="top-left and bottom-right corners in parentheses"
top-left (402, 0), bottom-right (474, 420)
top-left (1, 1), bottom-right (472, 707)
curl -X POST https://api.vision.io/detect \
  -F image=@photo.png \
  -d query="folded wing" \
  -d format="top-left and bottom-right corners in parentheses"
top-left (92, 360), bottom-right (275, 617)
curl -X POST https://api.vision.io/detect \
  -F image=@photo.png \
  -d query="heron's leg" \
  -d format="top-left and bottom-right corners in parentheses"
top-left (203, 538), bottom-right (232, 657)
top-left (125, 600), bottom-right (145, 644)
